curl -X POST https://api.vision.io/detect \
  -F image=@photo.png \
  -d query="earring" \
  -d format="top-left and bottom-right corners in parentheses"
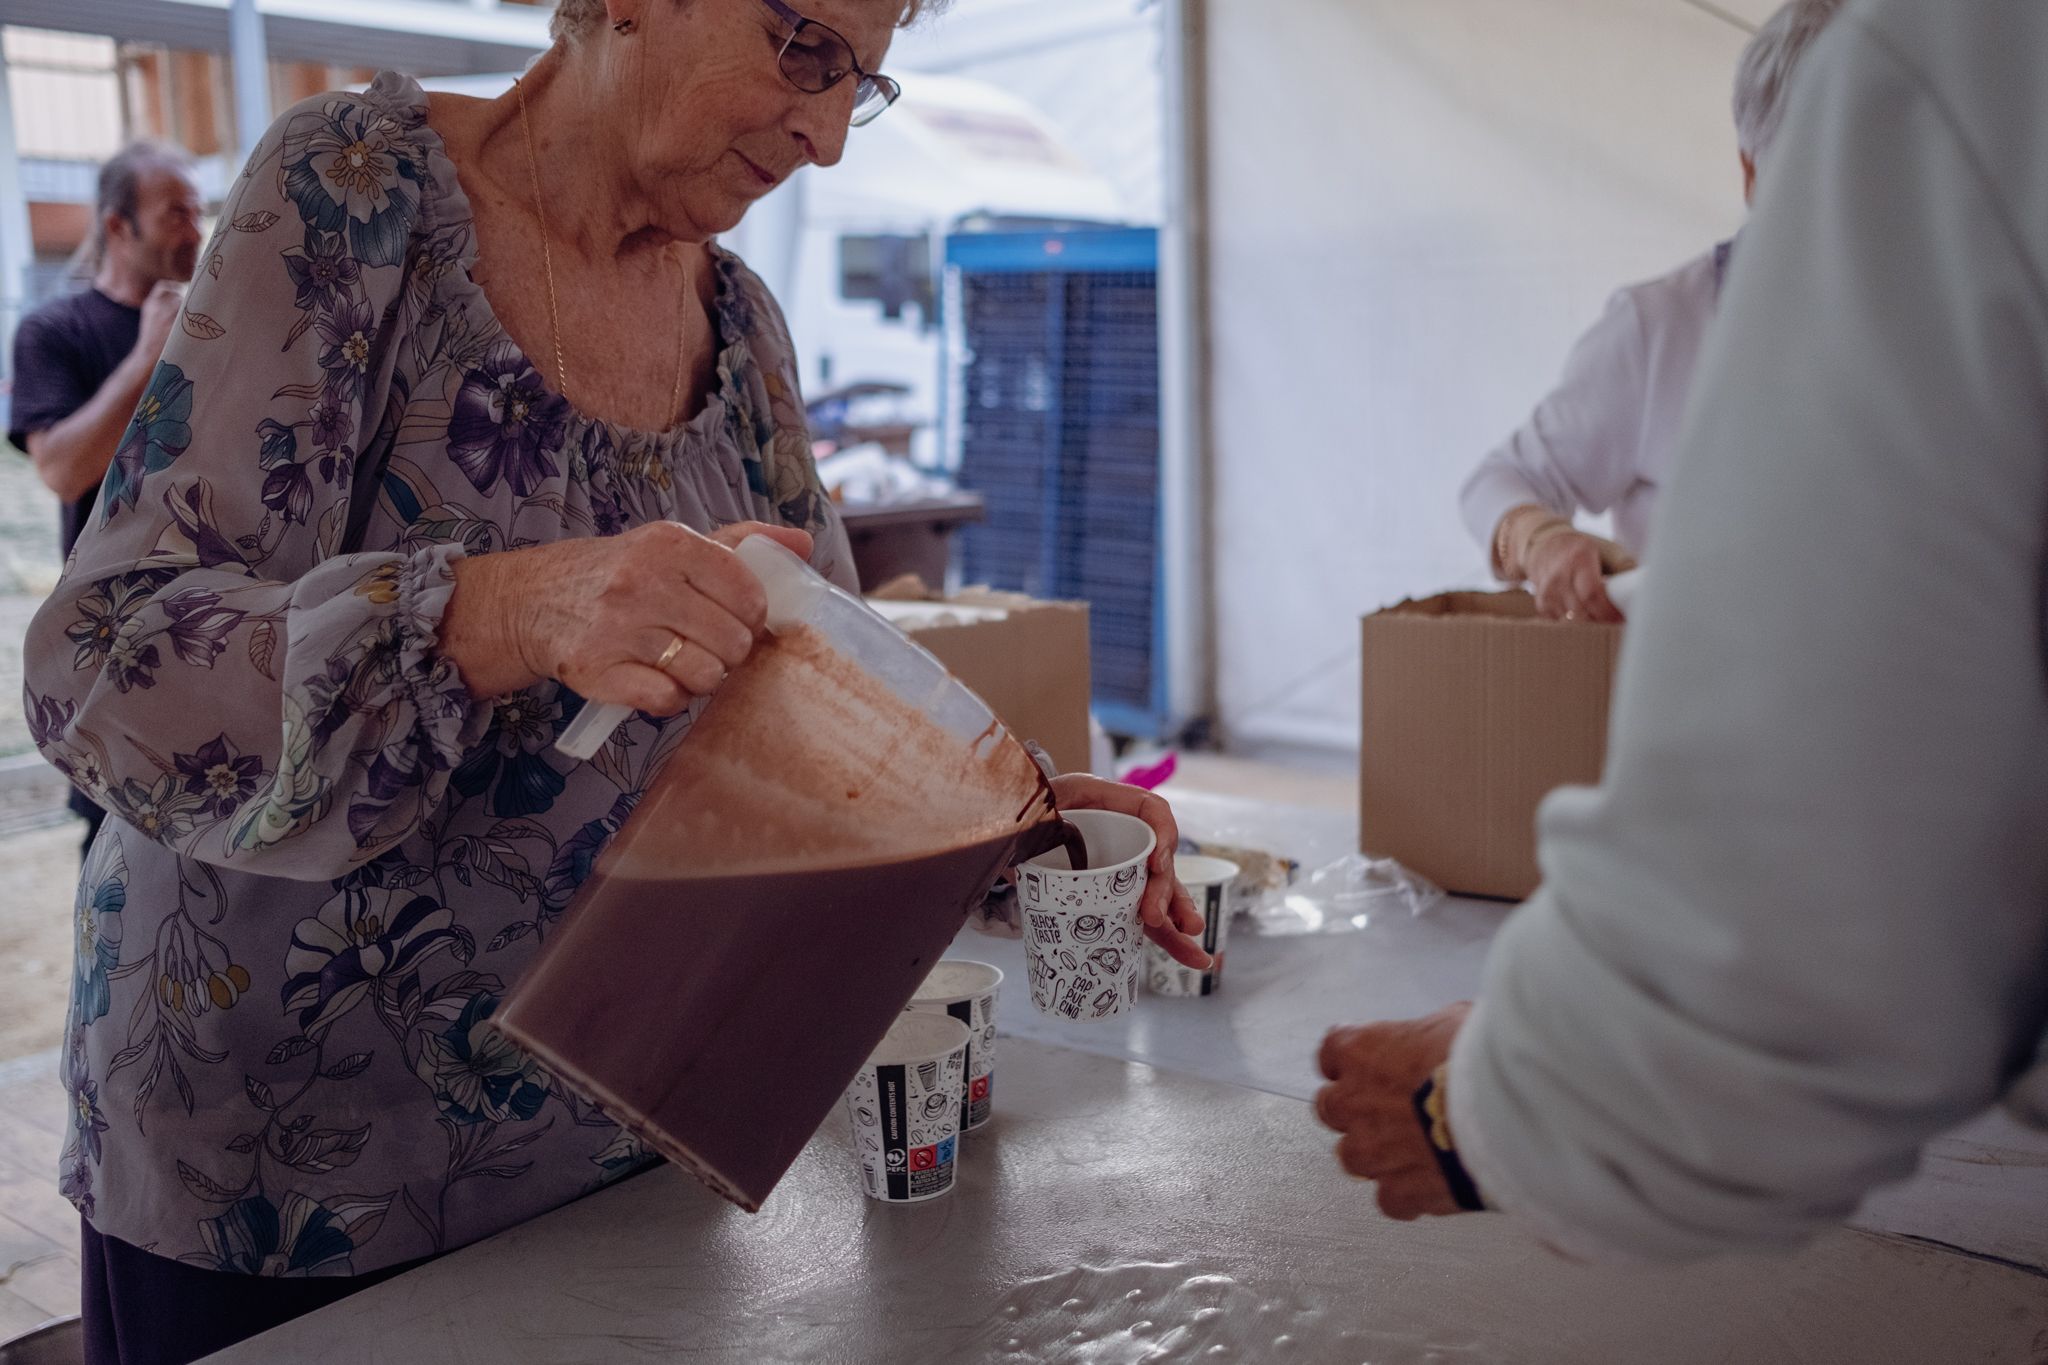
top-left (613, 17), bottom-right (636, 34)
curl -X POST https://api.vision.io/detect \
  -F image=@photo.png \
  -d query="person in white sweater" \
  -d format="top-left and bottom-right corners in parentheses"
top-left (1459, 0), bottom-right (1845, 622)
top-left (1319, 0), bottom-right (2048, 1260)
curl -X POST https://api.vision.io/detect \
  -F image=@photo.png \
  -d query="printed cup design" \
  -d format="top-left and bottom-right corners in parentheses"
top-left (905, 960), bottom-right (1003, 1131)
top-left (1024, 908), bottom-right (1146, 1020)
top-left (843, 1014), bottom-right (969, 1203)
top-left (1029, 952), bottom-right (1059, 992)
top-left (1144, 855), bottom-right (1240, 998)
top-left (1019, 810), bottom-right (1156, 1023)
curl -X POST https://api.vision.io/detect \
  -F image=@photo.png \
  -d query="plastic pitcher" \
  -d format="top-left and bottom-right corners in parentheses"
top-left (493, 538), bottom-right (1066, 1211)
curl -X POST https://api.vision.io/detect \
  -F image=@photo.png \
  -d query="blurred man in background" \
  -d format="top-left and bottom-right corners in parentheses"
top-left (7, 140), bottom-right (203, 855)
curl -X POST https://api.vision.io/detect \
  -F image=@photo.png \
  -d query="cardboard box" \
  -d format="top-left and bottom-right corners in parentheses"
top-left (868, 590), bottom-right (1093, 776)
top-left (1359, 591), bottom-right (1622, 901)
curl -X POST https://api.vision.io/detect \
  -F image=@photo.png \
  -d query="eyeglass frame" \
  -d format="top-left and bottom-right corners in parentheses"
top-left (755, 0), bottom-right (902, 126)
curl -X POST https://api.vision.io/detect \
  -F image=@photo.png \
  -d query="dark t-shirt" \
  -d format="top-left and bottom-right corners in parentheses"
top-left (8, 285), bottom-right (140, 561)
top-left (9, 286), bottom-right (139, 821)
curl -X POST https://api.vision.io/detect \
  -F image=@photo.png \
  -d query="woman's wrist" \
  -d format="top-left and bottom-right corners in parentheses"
top-left (1495, 505), bottom-right (1569, 582)
top-left (444, 551), bottom-right (546, 699)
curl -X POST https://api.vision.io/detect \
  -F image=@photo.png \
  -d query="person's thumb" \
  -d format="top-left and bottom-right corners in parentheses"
top-left (711, 521), bottom-right (814, 560)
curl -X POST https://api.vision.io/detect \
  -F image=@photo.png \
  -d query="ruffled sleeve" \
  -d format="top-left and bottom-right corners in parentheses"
top-left (24, 85), bottom-right (494, 881)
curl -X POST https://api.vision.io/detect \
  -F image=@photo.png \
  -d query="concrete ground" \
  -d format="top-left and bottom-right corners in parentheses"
top-left (0, 821), bottom-right (82, 1065)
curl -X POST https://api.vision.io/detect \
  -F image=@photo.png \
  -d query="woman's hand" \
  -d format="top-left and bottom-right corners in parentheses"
top-left (1525, 526), bottom-right (1634, 622)
top-left (1496, 506), bottom-right (1636, 622)
top-left (443, 521), bottom-right (814, 708)
top-left (1316, 1003), bottom-right (1473, 1220)
top-left (1048, 774), bottom-right (1212, 969)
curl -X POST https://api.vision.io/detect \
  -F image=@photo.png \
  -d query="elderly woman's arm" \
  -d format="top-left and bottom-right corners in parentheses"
top-left (20, 101), bottom-right (496, 879)
top-left (1458, 286), bottom-right (1647, 623)
top-left (439, 518), bottom-right (807, 706)
top-left (23, 97), bottom-right (781, 881)
top-left (1457, 291), bottom-right (1650, 562)
top-left (1446, 11), bottom-right (2048, 1260)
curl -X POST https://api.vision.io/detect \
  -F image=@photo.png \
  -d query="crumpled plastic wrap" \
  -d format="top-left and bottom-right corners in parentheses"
top-left (1159, 790), bottom-right (1444, 935)
top-left (1257, 852), bottom-right (1445, 935)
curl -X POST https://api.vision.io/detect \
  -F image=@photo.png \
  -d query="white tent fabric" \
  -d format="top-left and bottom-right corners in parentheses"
top-left (802, 72), bottom-right (1125, 229)
top-left (1206, 0), bottom-right (1756, 749)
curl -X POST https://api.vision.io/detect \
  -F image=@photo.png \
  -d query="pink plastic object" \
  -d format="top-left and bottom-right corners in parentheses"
top-left (1121, 753), bottom-right (1179, 792)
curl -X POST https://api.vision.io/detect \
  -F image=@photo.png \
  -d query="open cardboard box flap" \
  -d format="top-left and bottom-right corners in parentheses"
top-left (1360, 589), bottom-right (1622, 900)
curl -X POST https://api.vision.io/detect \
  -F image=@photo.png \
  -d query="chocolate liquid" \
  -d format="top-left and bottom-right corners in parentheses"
top-left (493, 624), bottom-right (1065, 1211)
top-left (631, 624), bottom-right (1057, 873)
top-left (497, 837), bottom-right (1023, 1210)
top-left (1056, 819), bottom-right (1092, 873)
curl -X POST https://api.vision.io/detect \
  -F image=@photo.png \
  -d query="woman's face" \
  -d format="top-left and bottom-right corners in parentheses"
top-left (615, 0), bottom-right (900, 238)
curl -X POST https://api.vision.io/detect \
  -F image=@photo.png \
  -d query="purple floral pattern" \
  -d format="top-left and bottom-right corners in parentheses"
top-left (103, 363), bottom-right (195, 520)
top-left (175, 736), bottom-right (264, 818)
top-left (24, 73), bottom-right (853, 1276)
top-left (447, 343), bottom-right (567, 497)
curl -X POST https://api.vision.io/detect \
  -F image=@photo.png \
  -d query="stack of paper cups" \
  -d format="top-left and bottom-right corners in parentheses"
top-left (906, 960), bottom-right (1002, 1131)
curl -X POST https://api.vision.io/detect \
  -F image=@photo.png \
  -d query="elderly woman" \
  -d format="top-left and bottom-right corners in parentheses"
top-left (1458, 0), bottom-right (1845, 622)
top-left (1321, 0), bottom-right (2048, 1260)
top-left (24, 2), bottom-right (1205, 1359)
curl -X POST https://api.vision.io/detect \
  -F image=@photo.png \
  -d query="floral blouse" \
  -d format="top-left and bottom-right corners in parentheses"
top-left (22, 72), bottom-right (854, 1277)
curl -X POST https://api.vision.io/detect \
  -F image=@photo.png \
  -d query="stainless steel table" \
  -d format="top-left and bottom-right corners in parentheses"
top-left (212, 792), bottom-right (2048, 1361)
top-left (973, 902), bottom-right (2048, 1275)
top-left (977, 897), bottom-right (1506, 1101)
top-left (215, 1041), bottom-right (2048, 1364)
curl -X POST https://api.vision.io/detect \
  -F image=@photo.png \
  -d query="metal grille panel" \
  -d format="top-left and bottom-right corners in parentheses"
top-left (946, 230), bottom-right (1164, 736)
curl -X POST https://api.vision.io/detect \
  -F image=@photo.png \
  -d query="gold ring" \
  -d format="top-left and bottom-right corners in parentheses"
top-left (655, 635), bottom-right (686, 671)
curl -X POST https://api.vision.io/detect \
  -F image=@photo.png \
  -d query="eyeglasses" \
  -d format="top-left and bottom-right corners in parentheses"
top-left (757, 0), bottom-right (901, 127)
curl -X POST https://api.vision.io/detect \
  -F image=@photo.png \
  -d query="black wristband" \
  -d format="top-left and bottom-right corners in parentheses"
top-left (1412, 1066), bottom-right (1486, 1213)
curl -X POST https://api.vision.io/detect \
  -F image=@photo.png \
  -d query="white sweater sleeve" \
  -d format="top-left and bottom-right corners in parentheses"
top-left (1458, 289), bottom-right (1650, 561)
top-left (1447, 12), bottom-right (2048, 1261)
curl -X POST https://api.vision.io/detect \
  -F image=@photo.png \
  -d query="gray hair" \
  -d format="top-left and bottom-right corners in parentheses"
top-left (1732, 0), bottom-right (1849, 160)
top-left (551, 0), bottom-right (949, 43)
top-left (76, 140), bottom-right (197, 276)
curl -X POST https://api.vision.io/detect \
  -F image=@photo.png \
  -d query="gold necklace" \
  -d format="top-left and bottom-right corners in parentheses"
top-left (515, 75), bottom-right (691, 427)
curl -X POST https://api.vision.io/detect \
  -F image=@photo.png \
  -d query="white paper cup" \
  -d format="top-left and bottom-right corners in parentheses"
top-left (1017, 809), bottom-right (1154, 1021)
top-left (1145, 855), bottom-right (1240, 997)
top-left (842, 1013), bottom-right (970, 1203)
top-left (906, 960), bottom-right (1002, 1131)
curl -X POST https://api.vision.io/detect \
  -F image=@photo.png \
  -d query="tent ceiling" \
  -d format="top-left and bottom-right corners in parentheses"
top-left (2, 0), bottom-right (548, 77)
